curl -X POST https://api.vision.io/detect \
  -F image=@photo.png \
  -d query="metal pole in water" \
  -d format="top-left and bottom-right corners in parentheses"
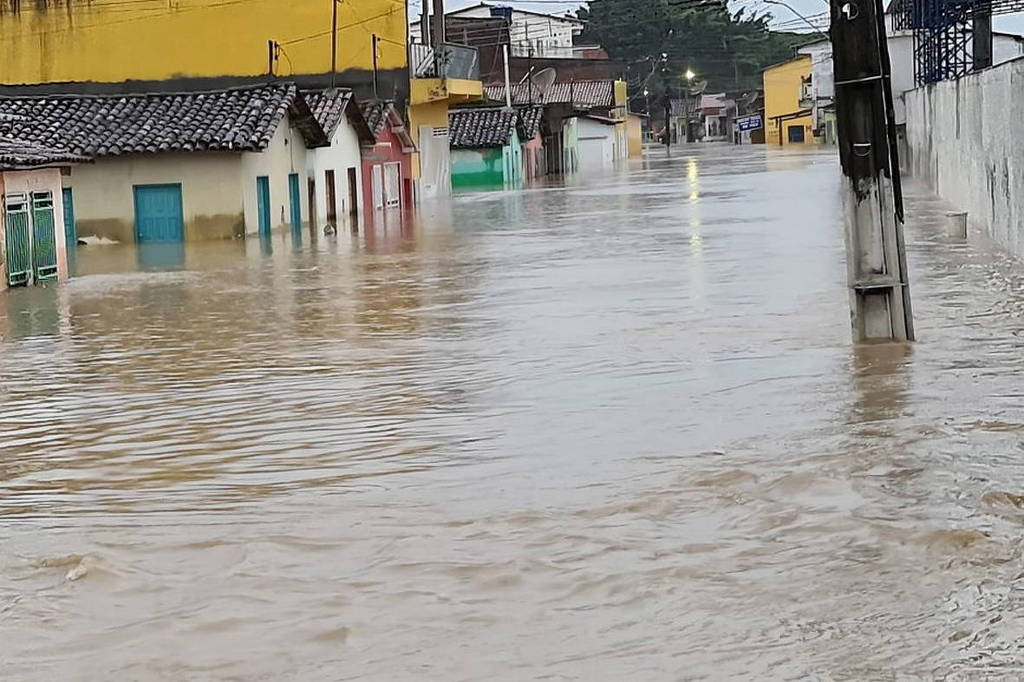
top-left (831, 0), bottom-right (915, 342)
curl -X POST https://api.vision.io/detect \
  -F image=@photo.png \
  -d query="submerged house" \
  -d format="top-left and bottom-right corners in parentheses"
top-left (484, 79), bottom-right (628, 174)
top-left (303, 88), bottom-right (377, 229)
top-left (0, 84), bottom-right (328, 244)
top-left (0, 137), bottom-right (86, 290)
top-left (448, 107), bottom-right (524, 189)
top-left (359, 100), bottom-right (416, 214)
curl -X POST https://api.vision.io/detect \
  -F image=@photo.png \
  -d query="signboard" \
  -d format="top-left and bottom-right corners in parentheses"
top-left (736, 114), bottom-right (763, 132)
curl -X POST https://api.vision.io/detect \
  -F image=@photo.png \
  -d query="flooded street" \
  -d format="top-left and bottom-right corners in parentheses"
top-left (5, 145), bottom-right (1024, 680)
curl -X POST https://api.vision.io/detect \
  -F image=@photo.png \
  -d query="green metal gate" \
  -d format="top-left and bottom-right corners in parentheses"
top-left (4, 193), bottom-right (32, 287)
top-left (32, 191), bottom-right (58, 282)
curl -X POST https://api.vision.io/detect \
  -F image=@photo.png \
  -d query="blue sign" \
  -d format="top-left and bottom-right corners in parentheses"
top-left (736, 114), bottom-right (763, 132)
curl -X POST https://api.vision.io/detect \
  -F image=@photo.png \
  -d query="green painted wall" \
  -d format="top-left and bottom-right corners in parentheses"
top-left (452, 147), bottom-right (506, 189)
top-left (452, 130), bottom-right (524, 190)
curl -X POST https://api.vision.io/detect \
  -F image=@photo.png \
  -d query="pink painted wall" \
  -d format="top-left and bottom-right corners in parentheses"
top-left (0, 168), bottom-right (69, 288)
top-left (523, 133), bottom-right (544, 180)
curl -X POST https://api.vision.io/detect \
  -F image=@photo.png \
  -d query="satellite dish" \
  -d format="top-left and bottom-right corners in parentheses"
top-left (529, 68), bottom-right (557, 96)
top-left (689, 79), bottom-right (708, 95)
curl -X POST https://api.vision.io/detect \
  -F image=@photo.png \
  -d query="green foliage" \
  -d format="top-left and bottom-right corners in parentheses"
top-left (581, 0), bottom-right (811, 104)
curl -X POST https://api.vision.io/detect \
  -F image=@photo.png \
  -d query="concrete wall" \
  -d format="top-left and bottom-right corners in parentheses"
top-left (906, 57), bottom-right (1024, 257)
top-left (308, 121), bottom-right (363, 229)
top-left (0, 168), bottom-right (69, 289)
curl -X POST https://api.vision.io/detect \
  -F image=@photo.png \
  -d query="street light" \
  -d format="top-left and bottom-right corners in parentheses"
top-left (685, 69), bottom-right (696, 81)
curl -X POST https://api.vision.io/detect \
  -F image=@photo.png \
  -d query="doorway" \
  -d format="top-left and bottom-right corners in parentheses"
top-left (787, 125), bottom-right (805, 144)
top-left (347, 167), bottom-right (359, 218)
top-left (325, 169), bottom-right (337, 224)
top-left (133, 184), bottom-right (184, 243)
top-left (255, 176), bottom-right (271, 238)
top-left (383, 163), bottom-right (401, 209)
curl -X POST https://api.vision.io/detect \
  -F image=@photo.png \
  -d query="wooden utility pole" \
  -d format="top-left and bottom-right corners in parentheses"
top-left (831, 0), bottom-right (914, 342)
top-left (330, 0), bottom-right (339, 88)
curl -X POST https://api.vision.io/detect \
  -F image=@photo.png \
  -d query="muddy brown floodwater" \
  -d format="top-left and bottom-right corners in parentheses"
top-left (4, 146), bottom-right (1024, 680)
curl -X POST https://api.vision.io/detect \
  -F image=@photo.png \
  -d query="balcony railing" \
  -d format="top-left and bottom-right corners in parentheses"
top-left (410, 43), bottom-right (480, 81)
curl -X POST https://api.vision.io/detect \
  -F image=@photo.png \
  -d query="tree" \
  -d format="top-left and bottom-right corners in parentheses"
top-left (582, 0), bottom-right (807, 107)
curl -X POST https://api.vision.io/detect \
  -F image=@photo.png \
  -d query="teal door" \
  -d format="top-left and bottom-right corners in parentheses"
top-left (288, 173), bottom-right (301, 231)
top-left (256, 176), bottom-right (271, 237)
top-left (31, 191), bottom-right (58, 281)
top-left (62, 188), bottom-right (76, 247)
top-left (134, 184), bottom-right (184, 243)
top-left (3, 193), bottom-right (31, 287)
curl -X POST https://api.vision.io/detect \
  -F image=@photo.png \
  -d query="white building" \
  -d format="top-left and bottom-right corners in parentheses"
top-left (303, 89), bottom-right (376, 229)
top-left (412, 2), bottom-right (585, 58)
top-left (798, 18), bottom-right (1024, 136)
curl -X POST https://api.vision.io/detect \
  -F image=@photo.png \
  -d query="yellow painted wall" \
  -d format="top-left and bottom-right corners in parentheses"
top-left (763, 56), bottom-right (815, 146)
top-left (627, 115), bottom-right (644, 157)
top-left (0, 0), bottom-right (407, 85)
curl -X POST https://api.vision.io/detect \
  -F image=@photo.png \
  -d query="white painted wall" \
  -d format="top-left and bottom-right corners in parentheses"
top-left (906, 58), bottom-right (1024, 257)
top-left (577, 118), bottom-right (614, 169)
top-left (307, 120), bottom-right (363, 229)
top-left (240, 119), bottom-right (311, 236)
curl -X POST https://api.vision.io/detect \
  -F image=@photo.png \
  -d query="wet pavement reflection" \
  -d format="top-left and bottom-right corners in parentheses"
top-left (4, 145), bottom-right (1024, 680)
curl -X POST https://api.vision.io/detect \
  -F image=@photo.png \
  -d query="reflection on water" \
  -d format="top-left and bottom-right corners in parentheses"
top-left (3, 146), bottom-right (1024, 680)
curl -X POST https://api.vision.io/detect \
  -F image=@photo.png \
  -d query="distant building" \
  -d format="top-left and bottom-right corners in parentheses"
top-left (0, 138), bottom-right (85, 290)
top-left (796, 17), bottom-right (1024, 144)
top-left (763, 56), bottom-right (815, 146)
top-left (412, 3), bottom-right (586, 59)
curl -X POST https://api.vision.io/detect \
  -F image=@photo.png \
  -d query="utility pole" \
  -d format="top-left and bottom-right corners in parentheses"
top-left (372, 34), bottom-right (379, 98)
top-left (831, 0), bottom-right (914, 341)
top-left (432, 0), bottom-right (445, 77)
top-left (330, 0), bottom-right (339, 88)
top-left (974, 1), bottom-right (993, 71)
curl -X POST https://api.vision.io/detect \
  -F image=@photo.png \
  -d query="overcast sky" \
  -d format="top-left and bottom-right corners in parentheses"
top-left (410, 0), bottom-right (1024, 36)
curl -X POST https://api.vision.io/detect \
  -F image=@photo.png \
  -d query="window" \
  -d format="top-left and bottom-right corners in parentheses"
top-left (787, 125), bottom-right (805, 143)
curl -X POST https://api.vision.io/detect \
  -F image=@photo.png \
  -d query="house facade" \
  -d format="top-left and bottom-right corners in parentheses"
top-left (304, 89), bottom-right (377, 230)
top-left (0, 84), bottom-right (328, 244)
top-left (448, 107), bottom-right (525, 189)
top-left (0, 138), bottom-right (85, 290)
top-left (763, 55), bottom-right (815, 146)
top-left (360, 101), bottom-right (416, 214)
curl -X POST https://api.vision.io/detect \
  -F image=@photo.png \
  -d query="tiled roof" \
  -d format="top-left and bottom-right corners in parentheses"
top-left (359, 100), bottom-right (391, 139)
top-left (0, 136), bottom-right (90, 170)
top-left (449, 107), bottom-right (517, 149)
top-left (0, 84), bottom-right (327, 158)
top-left (303, 88), bottom-right (353, 137)
top-left (302, 88), bottom-right (375, 144)
top-left (485, 80), bottom-right (616, 108)
top-left (670, 97), bottom-right (701, 117)
top-left (516, 106), bottom-right (543, 140)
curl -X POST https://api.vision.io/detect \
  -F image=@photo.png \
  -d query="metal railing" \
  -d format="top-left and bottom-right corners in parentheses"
top-left (410, 43), bottom-right (480, 80)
